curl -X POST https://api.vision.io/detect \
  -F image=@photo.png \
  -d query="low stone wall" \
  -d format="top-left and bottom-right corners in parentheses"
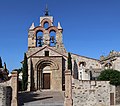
top-left (115, 86), bottom-right (120, 105)
top-left (0, 86), bottom-right (12, 106)
top-left (0, 71), bottom-right (18, 106)
top-left (72, 79), bottom-right (115, 106)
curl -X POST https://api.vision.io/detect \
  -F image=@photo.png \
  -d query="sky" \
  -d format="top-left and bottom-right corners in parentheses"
top-left (0, 0), bottom-right (120, 72)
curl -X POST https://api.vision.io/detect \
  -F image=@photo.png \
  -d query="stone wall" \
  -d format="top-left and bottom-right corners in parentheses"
top-left (28, 56), bottom-right (65, 91)
top-left (0, 71), bottom-right (18, 106)
top-left (115, 86), bottom-right (120, 105)
top-left (72, 79), bottom-right (115, 106)
top-left (0, 86), bottom-right (12, 106)
top-left (71, 53), bottom-right (101, 70)
top-left (71, 53), bottom-right (101, 80)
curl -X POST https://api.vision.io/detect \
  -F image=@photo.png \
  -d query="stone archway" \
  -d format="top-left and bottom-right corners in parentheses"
top-left (35, 59), bottom-right (58, 90)
top-left (37, 65), bottom-right (51, 90)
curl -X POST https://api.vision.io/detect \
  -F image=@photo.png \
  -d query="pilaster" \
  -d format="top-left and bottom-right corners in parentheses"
top-left (11, 71), bottom-right (18, 106)
top-left (64, 70), bottom-right (72, 106)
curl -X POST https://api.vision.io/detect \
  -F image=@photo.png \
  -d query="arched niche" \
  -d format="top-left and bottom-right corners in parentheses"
top-left (34, 27), bottom-right (45, 47)
top-left (36, 31), bottom-right (43, 47)
top-left (79, 61), bottom-right (86, 67)
top-left (48, 26), bottom-right (59, 47)
top-left (78, 61), bottom-right (86, 80)
top-left (104, 63), bottom-right (112, 69)
top-left (41, 18), bottom-right (51, 28)
top-left (44, 22), bottom-right (49, 29)
top-left (49, 30), bottom-right (56, 47)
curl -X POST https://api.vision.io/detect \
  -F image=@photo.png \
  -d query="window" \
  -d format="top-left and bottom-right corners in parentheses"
top-left (104, 63), bottom-right (112, 69)
top-left (45, 51), bottom-right (49, 56)
top-left (79, 62), bottom-right (86, 67)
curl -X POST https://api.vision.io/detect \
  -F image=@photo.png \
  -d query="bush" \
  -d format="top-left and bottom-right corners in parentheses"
top-left (98, 69), bottom-right (120, 86)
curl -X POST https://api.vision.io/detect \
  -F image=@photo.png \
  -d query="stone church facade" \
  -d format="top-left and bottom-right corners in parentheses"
top-left (26, 10), bottom-right (120, 92)
top-left (26, 12), bottom-right (67, 91)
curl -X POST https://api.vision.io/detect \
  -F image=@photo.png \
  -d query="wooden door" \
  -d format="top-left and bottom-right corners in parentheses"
top-left (110, 93), bottom-right (114, 105)
top-left (43, 73), bottom-right (50, 89)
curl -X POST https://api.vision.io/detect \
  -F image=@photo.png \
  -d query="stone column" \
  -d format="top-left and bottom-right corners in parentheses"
top-left (43, 31), bottom-right (50, 46)
top-left (27, 58), bottom-right (31, 91)
top-left (34, 70), bottom-right (37, 90)
top-left (64, 70), bottom-right (72, 106)
top-left (11, 71), bottom-right (18, 106)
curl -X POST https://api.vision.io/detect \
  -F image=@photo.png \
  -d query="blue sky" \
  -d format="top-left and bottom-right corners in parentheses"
top-left (0, 0), bottom-right (120, 71)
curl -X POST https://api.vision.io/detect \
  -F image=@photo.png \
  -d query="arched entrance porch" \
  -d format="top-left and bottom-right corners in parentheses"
top-left (36, 59), bottom-right (58, 90)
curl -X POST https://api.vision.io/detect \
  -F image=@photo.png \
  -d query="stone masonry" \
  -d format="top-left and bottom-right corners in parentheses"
top-left (22, 7), bottom-right (120, 106)
top-left (64, 70), bottom-right (72, 106)
top-left (0, 71), bottom-right (18, 106)
top-left (0, 86), bottom-right (12, 106)
top-left (72, 79), bottom-right (116, 106)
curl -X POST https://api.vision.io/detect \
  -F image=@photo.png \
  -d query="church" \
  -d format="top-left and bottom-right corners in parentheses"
top-left (26, 7), bottom-right (120, 91)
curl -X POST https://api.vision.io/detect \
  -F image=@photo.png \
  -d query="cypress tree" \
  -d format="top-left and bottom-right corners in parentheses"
top-left (30, 60), bottom-right (34, 90)
top-left (0, 57), bottom-right (3, 79)
top-left (0, 57), bottom-right (3, 68)
top-left (68, 52), bottom-right (72, 74)
top-left (4, 62), bottom-right (9, 75)
top-left (22, 53), bottom-right (28, 91)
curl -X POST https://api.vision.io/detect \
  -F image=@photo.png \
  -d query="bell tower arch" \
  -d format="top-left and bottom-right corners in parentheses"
top-left (27, 6), bottom-right (66, 53)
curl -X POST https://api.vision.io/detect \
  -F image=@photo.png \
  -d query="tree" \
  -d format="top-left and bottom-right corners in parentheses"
top-left (4, 62), bottom-right (9, 74)
top-left (68, 52), bottom-right (72, 74)
top-left (98, 69), bottom-right (120, 86)
top-left (0, 57), bottom-right (3, 68)
top-left (22, 53), bottom-right (28, 91)
top-left (30, 60), bottom-right (34, 90)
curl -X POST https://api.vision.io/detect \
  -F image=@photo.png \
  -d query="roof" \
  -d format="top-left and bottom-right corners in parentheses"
top-left (71, 53), bottom-right (100, 62)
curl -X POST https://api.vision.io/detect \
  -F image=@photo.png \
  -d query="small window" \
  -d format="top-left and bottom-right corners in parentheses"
top-left (79, 62), bottom-right (86, 67)
top-left (104, 63), bottom-right (112, 69)
top-left (45, 51), bottom-right (49, 56)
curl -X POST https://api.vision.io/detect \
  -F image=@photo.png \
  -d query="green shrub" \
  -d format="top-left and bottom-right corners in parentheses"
top-left (98, 69), bottom-right (120, 86)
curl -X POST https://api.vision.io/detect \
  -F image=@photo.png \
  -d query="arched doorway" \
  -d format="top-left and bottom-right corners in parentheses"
top-left (37, 65), bottom-right (51, 90)
top-left (36, 59), bottom-right (58, 90)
